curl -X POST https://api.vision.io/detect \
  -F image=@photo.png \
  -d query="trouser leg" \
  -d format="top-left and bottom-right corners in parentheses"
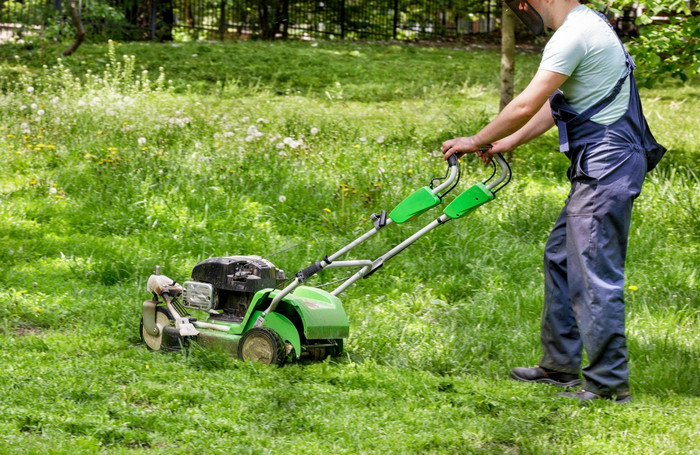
top-left (558, 149), bottom-right (645, 396)
top-left (540, 205), bottom-right (583, 374)
top-left (566, 187), bottom-right (634, 396)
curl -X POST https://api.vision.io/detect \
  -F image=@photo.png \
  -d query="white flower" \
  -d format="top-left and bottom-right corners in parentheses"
top-left (257, 118), bottom-right (268, 124)
top-left (376, 136), bottom-right (385, 144)
top-left (48, 187), bottom-right (57, 195)
top-left (247, 125), bottom-right (264, 139)
top-left (20, 105), bottom-right (27, 111)
top-left (27, 86), bottom-right (34, 93)
top-left (138, 137), bottom-right (147, 146)
top-left (278, 195), bottom-right (286, 203)
top-left (310, 127), bottom-right (319, 135)
top-left (30, 103), bottom-right (38, 110)
top-left (223, 131), bottom-right (234, 138)
top-left (37, 110), bottom-right (45, 116)
top-left (359, 137), bottom-right (367, 142)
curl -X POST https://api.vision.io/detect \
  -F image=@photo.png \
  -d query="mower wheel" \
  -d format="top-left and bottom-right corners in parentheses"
top-left (238, 327), bottom-right (286, 366)
top-left (140, 307), bottom-right (173, 351)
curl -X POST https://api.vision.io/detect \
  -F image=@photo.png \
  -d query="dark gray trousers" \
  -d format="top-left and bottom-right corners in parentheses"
top-left (540, 144), bottom-right (646, 396)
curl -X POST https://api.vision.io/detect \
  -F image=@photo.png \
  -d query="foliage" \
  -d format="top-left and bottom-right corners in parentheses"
top-left (0, 40), bottom-right (698, 454)
top-left (589, 0), bottom-right (700, 87)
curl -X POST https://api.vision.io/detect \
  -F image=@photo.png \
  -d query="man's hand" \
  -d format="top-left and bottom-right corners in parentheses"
top-left (442, 136), bottom-right (480, 160)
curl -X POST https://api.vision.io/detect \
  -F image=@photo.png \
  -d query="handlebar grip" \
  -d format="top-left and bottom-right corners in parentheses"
top-left (447, 154), bottom-right (459, 167)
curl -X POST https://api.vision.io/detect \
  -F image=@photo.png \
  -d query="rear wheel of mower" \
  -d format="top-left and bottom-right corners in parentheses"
top-left (140, 307), bottom-right (173, 351)
top-left (238, 327), bottom-right (286, 366)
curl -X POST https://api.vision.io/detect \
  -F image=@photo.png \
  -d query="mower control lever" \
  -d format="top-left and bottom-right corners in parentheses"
top-left (296, 256), bottom-right (332, 282)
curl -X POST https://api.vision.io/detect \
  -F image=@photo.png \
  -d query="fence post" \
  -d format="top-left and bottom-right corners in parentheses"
top-left (486, 0), bottom-right (491, 32)
top-left (281, 0), bottom-right (289, 39)
top-left (150, 0), bottom-right (157, 40)
top-left (393, 0), bottom-right (399, 39)
top-left (219, 0), bottom-right (226, 40)
top-left (340, 0), bottom-right (345, 39)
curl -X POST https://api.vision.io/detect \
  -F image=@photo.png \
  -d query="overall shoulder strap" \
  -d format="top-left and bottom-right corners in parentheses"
top-left (567, 10), bottom-right (634, 126)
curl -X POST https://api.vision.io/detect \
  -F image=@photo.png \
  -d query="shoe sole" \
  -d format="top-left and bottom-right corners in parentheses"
top-left (510, 371), bottom-right (581, 388)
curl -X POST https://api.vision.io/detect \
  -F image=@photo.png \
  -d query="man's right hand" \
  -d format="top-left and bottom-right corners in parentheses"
top-left (441, 136), bottom-right (480, 161)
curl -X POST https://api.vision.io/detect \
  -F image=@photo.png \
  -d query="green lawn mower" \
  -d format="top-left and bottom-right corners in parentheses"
top-left (140, 151), bottom-right (511, 365)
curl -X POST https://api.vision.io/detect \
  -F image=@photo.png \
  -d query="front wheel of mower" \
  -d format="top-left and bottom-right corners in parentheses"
top-left (238, 327), bottom-right (286, 366)
top-left (140, 307), bottom-right (173, 351)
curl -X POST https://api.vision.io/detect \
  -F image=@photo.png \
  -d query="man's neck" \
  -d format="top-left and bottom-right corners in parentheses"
top-left (549, 0), bottom-right (582, 30)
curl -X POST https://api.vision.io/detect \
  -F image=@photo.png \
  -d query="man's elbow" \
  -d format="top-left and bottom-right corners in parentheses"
top-left (511, 100), bottom-right (540, 121)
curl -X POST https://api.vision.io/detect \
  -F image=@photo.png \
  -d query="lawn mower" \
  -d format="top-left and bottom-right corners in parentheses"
top-left (140, 150), bottom-right (511, 365)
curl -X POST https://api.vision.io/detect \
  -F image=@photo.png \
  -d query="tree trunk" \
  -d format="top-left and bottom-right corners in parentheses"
top-left (62, 0), bottom-right (86, 56)
top-left (500, 6), bottom-right (516, 112)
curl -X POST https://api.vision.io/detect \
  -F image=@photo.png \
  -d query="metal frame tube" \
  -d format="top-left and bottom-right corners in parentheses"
top-left (331, 214), bottom-right (450, 296)
top-left (486, 154), bottom-right (509, 190)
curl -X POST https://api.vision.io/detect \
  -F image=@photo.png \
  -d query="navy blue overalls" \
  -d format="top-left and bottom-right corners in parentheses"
top-left (539, 13), bottom-right (664, 396)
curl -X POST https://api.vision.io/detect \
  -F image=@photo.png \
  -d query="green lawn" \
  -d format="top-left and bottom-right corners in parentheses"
top-left (0, 40), bottom-right (698, 454)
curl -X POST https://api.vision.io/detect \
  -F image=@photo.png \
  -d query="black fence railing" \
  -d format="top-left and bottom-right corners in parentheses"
top-left (0, 0), bottom-right (501, 42)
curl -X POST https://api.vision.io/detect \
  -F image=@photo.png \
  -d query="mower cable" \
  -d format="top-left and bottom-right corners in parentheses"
top-left (437, 159), bottom-right (461, 200)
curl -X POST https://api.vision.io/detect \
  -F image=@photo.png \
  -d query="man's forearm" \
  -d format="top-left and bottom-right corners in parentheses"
top-left (510, 100), bottom-right (556, 148)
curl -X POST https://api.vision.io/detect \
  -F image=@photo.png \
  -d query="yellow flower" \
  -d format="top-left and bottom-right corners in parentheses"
top-left (324, 208), bottom-right (331, 213)
top-left (29, 179), bottom-right (37, 185)
top-left (628, 285), bottom-right (638, 291)
top-left (34, 307), bottom-right (43, 313)
top-left (407, 169), bottom-right (413, 174)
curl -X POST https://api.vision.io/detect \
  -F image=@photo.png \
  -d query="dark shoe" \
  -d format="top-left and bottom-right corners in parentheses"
top-left (558, 389), bottom-right (631, 404)
top-left (510, 366), bottom-right (581, 387)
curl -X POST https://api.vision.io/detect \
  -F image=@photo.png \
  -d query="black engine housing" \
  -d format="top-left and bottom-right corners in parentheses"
top-left (190, 256), bottom-right (287, 320)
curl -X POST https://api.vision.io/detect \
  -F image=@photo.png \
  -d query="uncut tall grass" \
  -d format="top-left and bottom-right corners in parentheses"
top-left (0, 40), bottom-right (698, 454)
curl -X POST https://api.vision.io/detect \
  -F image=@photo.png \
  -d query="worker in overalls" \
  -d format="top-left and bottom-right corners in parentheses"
top-left (442, 0), bottom-right (664, 402)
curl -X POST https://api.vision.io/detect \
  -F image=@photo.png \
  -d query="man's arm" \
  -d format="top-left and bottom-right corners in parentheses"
top-left (442, 69), bottom-right (568, 159)
top-left (490, 99), bottom-right (556, 155)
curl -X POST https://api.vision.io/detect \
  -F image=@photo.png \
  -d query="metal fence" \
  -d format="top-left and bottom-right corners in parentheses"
top-left (0, 0), bottom-right (500, 42)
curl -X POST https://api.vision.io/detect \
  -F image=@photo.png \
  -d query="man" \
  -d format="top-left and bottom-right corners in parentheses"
top-left (442, 0), bottom-right (664, 403)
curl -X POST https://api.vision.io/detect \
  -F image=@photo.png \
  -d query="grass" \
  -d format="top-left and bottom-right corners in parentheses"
top-left (0, 39), bottom-right (698, 454)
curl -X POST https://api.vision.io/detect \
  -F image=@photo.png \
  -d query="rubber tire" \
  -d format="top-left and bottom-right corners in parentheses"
top-left (140, 307), bottom-right (173, 351)
top-left (238, 327), bottom-right (286, 366)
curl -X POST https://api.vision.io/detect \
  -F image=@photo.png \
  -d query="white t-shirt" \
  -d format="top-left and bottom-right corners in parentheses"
top-left (539, 5), bottom-right (630, 125)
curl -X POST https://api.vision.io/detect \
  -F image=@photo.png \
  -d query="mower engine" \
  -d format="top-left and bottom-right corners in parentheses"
top-left (182, 256), bottom-right (287, 321)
